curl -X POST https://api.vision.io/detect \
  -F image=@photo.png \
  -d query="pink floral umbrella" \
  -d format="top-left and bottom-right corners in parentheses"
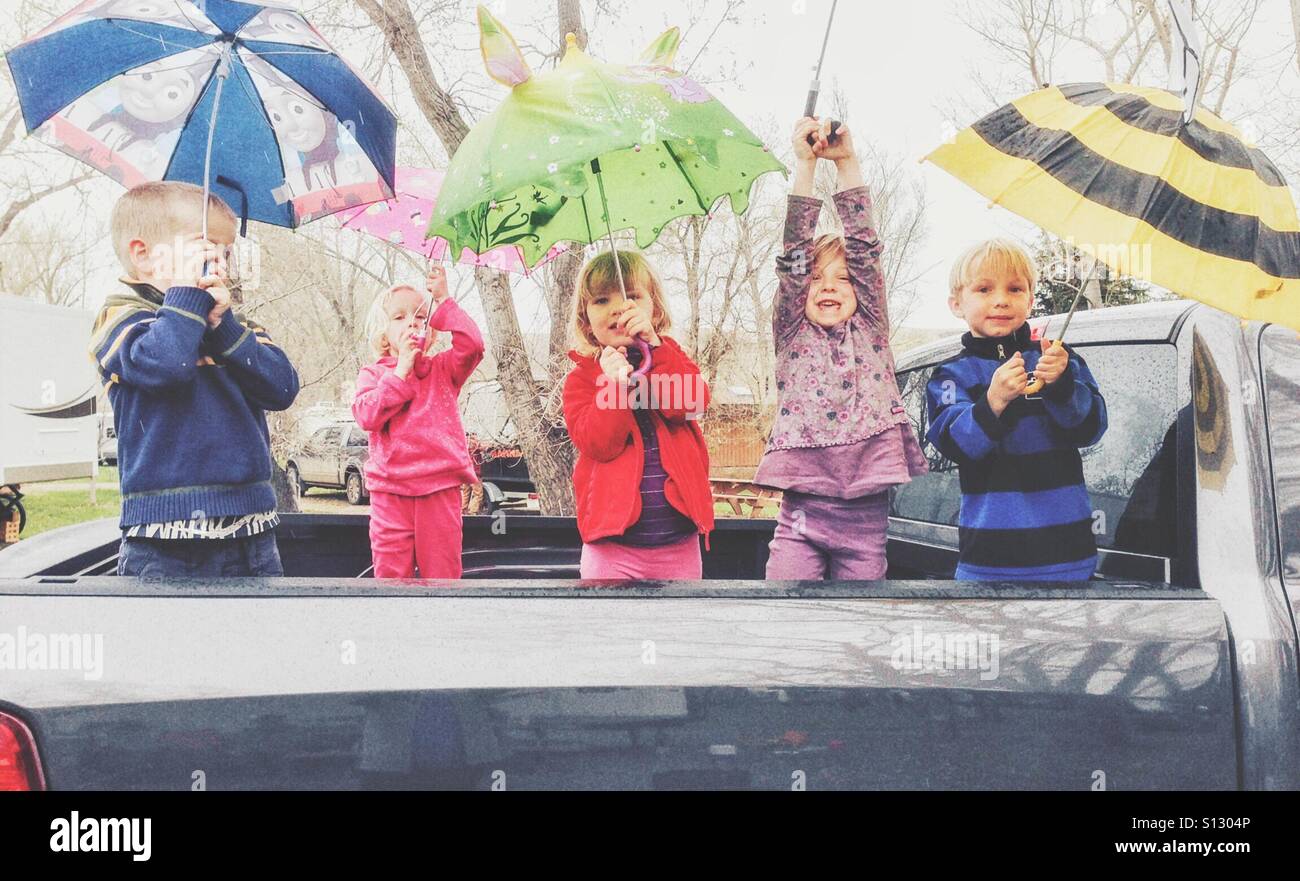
top-left (336, 166), bottom-right (567, 274)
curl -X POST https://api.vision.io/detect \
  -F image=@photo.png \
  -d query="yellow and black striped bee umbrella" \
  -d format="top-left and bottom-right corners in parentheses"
top-left (926, 83), bottom-right (1300, 333)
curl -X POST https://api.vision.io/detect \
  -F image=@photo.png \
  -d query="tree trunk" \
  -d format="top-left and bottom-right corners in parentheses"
top-left (475, 267), bottom-right (574, 513)
top-left (557, 0), bottom-right (588, 51)
top-left (271, 461), bottom-right (300, 513)
top-left (357, 0), bottom-right (576, 515)
top-left (1291, 0), bottom-right (1300, 74)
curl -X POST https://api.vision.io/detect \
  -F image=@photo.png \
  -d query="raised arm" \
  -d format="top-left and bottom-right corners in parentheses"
top-left (772, 194), bottom-right (822, 346)
top-left (90, 288), bottom-right (211, 392)
top-left (427, 297), bottom-right (485, 389)
top-left (833, 184), bottom-right (886, 332)
top-left (207, 311), bottom-right (300, 411)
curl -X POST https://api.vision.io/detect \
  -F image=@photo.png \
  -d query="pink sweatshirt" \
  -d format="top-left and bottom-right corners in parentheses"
top-left (352, 298), bottom-right (485, 497)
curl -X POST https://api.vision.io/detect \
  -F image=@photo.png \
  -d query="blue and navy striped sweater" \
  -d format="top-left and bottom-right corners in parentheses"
top-left (925, 323), bottom-right (1107, 581)
top-left (90, 282), bottom-right (299, 528)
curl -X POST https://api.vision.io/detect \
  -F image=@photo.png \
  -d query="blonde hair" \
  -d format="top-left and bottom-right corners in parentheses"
top-left (571, 250), bottom-right (672, 356)
top-left (808, 233), bottom-right (847, 272)
top-left (364, 284), bottom-right (424, 357)
top-left (110, 181), bottom-right (237, 274)
top-left (949, 237), bottom-right (1038, 299)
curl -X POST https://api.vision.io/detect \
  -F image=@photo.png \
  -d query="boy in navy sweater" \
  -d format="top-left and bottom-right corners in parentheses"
top-left (89, 182), bottom-right (299, 576)
top-left (925, 239), bottom-right (1107, 581)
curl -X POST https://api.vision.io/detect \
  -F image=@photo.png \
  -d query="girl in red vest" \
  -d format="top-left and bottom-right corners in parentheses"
top-left (563, 251), bottom-right (714, 579)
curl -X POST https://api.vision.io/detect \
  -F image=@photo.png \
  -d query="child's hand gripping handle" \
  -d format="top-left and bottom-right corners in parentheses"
top-left (410, 307), bottom-right (435, 379)
top-left (1024, 339), bottom-right (1063, 395)
top-left (800, 91), bottom-right (842, 145)
top-left (631, 338), bottom-right (652, 378)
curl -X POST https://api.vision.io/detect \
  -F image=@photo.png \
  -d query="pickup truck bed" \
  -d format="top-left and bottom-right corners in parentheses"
top-left (1, 301), bottom-right (1297, 790)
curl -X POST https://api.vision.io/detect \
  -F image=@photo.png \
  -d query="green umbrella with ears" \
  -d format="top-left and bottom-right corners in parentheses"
top-left (429, 6), bottom-right (786, 369)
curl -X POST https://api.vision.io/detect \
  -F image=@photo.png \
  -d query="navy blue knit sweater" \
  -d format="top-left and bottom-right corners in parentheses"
top-left (925, 323), bottom-right (1107, 581)
top-left (89, 282), bottom-right (299, 527)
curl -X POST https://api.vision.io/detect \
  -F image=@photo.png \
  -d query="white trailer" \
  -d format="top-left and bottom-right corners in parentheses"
top-left (0, 294), bottom-right (99, 485)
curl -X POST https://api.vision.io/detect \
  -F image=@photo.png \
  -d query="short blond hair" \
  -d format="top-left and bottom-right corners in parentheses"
top-left (949, 237), bottom-right (1038, 299)
top-left (808, 233), bottom-right (847, 271)
top-left (110, 181), bottom-right (237, 274)
top-left (571, 250), bottom-right (672, 356)
top-left (364, 284), bottom-right (423, 356)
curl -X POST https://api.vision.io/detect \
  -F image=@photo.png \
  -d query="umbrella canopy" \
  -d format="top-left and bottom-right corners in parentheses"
top-left (428, 7), bottom-right (786, 268)
top-left (336, 166), bottom-right (568, 274)
top-left (925, 83), bottom-right (1300, 332)
top-left (6, 0), bottom-right (396, 229)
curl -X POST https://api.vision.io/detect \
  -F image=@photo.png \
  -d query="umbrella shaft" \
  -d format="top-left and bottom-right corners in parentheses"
top-left (591, 159), bottom-right (626, 298)
top-left (811, 0), bottom-right (839, 80)
top-left (803, 89), bottom-right (819, 118)
top-left (201, 44), bottom-right (234, 246)
top-left (591, 158), bottom-right (651, 376)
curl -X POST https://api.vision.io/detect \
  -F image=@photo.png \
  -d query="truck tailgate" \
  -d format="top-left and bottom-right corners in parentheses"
top-left (0, 579), bottom-right (1235, 790)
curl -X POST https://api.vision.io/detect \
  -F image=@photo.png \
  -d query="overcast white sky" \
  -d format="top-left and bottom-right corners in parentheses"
top-left (596, 0), bottom-right (1297, 330)
top-left (8, 0), bottom-right (1299, 333)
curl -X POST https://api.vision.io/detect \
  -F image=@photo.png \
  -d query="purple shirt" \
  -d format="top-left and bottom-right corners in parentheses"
top-left (610, 348), bottom-right (699, 547)
top-left (757, 186), bottom-right (928, 497)
top-left (756, 422), bottom-right (927, 499)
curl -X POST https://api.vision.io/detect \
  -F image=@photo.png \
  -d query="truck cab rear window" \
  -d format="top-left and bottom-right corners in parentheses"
top-left (1262, 326), bottom-right (1300, 590)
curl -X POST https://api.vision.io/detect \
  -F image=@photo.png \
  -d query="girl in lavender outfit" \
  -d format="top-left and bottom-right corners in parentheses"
top-left (755, 117), bottom-right (928, 580)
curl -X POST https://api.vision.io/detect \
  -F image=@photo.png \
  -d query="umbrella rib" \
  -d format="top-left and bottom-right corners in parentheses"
top-left (241, 53), bottom-right (330, 112)
top-left (159, 54), bottom-right (223, 182)
top-left (228, 54), bottom-right (291, 226)
top-left (106, 19), bottom-right (190, 48)
top-left (662, 140), bottom-right (710, 213)
top-left (169, 0), bottom-right (211, 35)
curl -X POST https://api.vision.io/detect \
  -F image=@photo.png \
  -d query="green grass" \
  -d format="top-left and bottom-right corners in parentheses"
top-left (17, 487), bottom-right (121, 537)
top-left (713, 500), bottom-right (777, 518)
top-left (5, 476), bottom-right (763, 539)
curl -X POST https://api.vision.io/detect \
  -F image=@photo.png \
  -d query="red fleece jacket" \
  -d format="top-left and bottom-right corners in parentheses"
top-left (352, 298), bottom-right (485, 496)
top-left (563, 335), bottom-right (714, 547)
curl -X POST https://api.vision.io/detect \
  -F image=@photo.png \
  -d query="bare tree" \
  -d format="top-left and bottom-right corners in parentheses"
top-left (1292, 0), bottom-right (1300, 73)
top-left (954, 1), bottom-right (1269, 118)
top-left (353, 0), bottom-right (581, 514)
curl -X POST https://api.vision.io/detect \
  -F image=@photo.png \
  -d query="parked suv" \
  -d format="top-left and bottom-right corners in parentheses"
top-left (285, 422), bottom-right (370, 505)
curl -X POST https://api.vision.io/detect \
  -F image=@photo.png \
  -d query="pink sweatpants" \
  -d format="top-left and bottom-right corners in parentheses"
top-left (580, 534), bottom-right (702, 580)
top-left (369, 487), bottom-right (463, 580)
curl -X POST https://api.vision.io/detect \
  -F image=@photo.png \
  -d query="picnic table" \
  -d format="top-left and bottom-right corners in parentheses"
top-left (709, 478), bottom-right (780, 518)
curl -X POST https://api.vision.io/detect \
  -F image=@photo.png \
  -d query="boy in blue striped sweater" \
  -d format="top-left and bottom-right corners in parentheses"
top-left (90, 182), bottom-right (299, 577)
top-left (925, 239), bottom-right (1107, 581)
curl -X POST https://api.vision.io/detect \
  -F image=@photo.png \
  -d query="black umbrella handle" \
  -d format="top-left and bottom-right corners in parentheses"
top-left (802, 91), bottom-right (841, 145)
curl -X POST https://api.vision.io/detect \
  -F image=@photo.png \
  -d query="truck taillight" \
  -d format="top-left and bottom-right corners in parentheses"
top-left (0, 712), bottom-right (45, 791)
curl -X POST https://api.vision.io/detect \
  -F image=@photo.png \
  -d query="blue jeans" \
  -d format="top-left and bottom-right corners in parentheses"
top-left (117, 531), bottom-right (284, 578)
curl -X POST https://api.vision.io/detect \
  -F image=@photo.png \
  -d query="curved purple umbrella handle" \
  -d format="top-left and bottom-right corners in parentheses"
top-left (631, 338), bottom-right (653, 378)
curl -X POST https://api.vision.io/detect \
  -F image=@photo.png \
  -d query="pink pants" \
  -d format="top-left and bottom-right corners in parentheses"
top-left (580, 534), bottom-right (702, 580)
top-left (369, 488), bottom-right (463, 580)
